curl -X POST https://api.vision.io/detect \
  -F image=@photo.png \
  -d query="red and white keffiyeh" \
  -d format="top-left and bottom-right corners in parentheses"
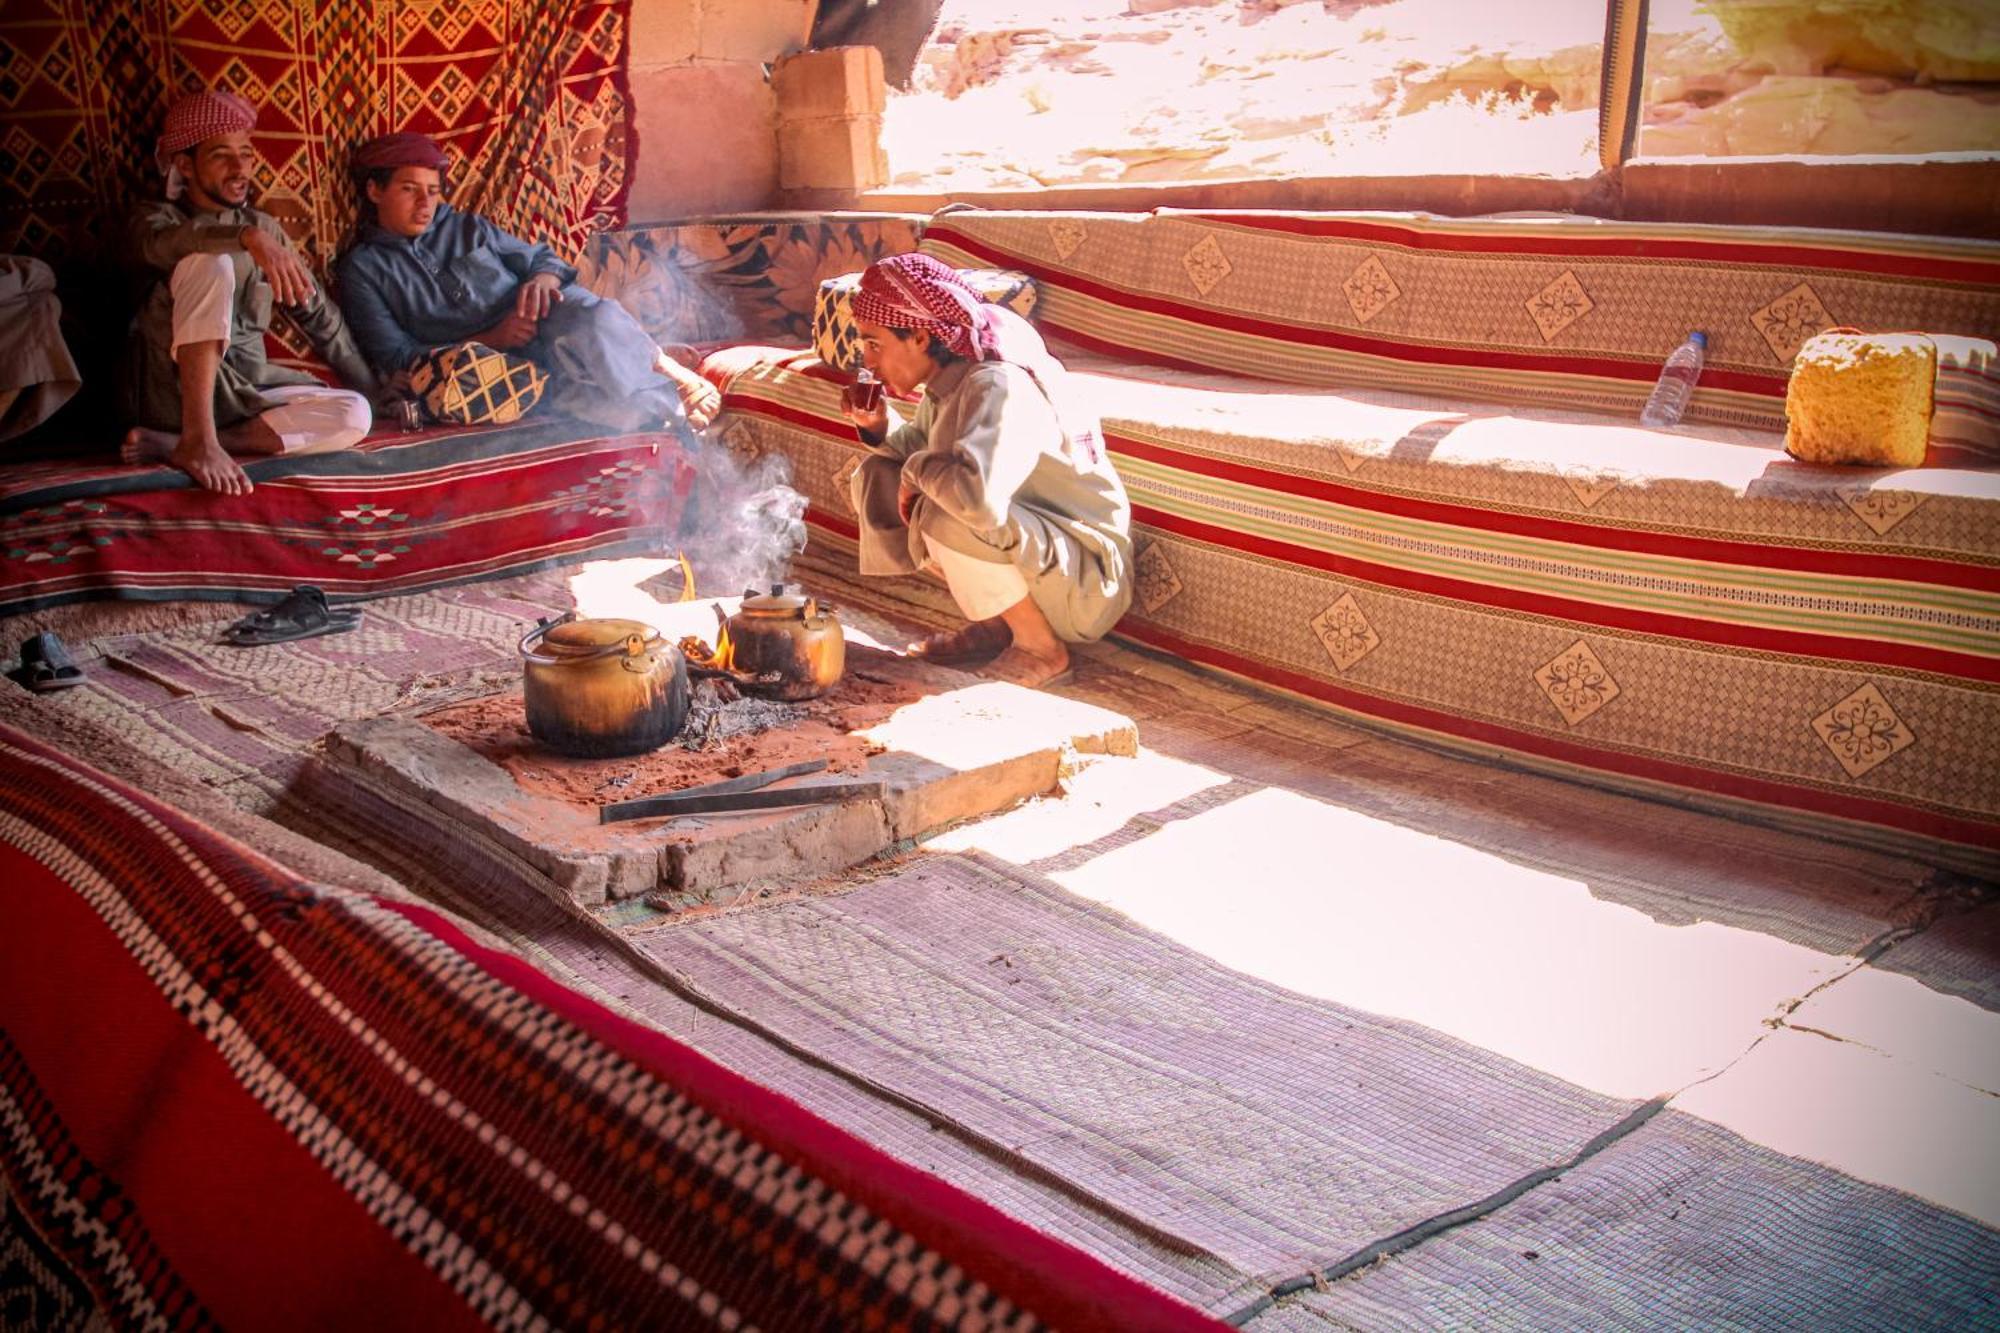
top-left (852, 252), bottom-right (1103, 463)
top-left (851, 253), bottom-right (1003, 362)
top-left (156, 89), bottom-right (257, 199)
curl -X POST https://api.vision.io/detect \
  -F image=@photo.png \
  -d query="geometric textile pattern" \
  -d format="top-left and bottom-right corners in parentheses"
top-left (1811, 682), bottom-right (1916, 779)
top-left (1535, 639), bottom-right (1621, 727)
top-left (0, 0), bottom-right (634, 359)
top-left (706, 329), bottom-right (2000, 870)
top-left (1343, 255), bottom-right (1400, 324)
top-left (0, 725), bottom-right (1224, 1333)
top-left (1134, 540), bottom-right (1184, 614)
top-left (1048, 217), bottom-right (1086, 261)
top-left (1527, 270), bottom-right (1595, 342)
top-left (1181, 234), bottom-right (1232, 297)
top-left (1751, 281), bottom-right (1836, 365)
top-left (917, 209), bottom-right (2000, 437)
top-left (410, 340), bottom-right (548, 426)
top-left (1309, 592), bottom-right (1380, 672)
top-left (811, 267), bottom-right (1040, 374)
top-left (0, 418), bottom-right (695, 614)
top-left (578, 216), bottom-right (924, 351)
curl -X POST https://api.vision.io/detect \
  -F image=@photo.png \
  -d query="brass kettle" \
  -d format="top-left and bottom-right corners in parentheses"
top-left (725, 585), bottom-right (845, 701)
top-left (519, 615), bottom-right (688, 757)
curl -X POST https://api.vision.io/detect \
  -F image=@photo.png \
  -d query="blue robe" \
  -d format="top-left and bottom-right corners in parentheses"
top-left (336, 202), bottom-right (682, 435)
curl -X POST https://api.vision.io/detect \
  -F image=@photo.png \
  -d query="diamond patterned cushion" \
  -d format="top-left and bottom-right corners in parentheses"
top-left (410, 341), bottom-right (549, 426)
top-left (812, 269), bottom-right (1040, 374)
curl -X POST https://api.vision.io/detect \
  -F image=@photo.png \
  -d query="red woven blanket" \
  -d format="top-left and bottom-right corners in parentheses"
top-left (0, 725), bottom-right (1222, 1330)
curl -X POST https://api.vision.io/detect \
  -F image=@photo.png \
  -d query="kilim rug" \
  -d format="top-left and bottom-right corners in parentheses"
top-left (0, 0), bottom-right (633, 364)
top-left (0, 723), bottom-right (1228, 1330)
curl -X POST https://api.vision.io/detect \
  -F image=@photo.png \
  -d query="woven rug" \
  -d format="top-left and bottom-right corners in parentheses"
top-left (0, 723), bottom-right (1226, 1331)
top-left (1274, 1111), bottom-right (2000, 1332)
top-left (616, 854), bottom-right (1641, 1309)
top-left (1, 0), bottom-right (632, 273)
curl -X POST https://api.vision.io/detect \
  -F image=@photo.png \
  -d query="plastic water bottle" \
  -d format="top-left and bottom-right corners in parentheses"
top-left (1640, 332), bottom-right (1707, 428)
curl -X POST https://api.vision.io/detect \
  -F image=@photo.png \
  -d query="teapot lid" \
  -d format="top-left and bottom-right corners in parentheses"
top-left (738, 583), bottom-right (811, 616)
top-left (543, 616), bottom-right (660, 648)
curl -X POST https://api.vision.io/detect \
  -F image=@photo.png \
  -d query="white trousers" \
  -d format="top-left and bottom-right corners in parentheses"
top-left (923, 533), bottom-right (1028, 622)
top-left (169, 253), bottom-right (369, 454)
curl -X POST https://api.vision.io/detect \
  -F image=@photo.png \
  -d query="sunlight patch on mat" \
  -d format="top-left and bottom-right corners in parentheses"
top-left (1788, 964), bottom-right (2000, 1096)
top-left (1049, 786), bottom-right (1846, 1101)
top-left (1672, 1028), bottom-right (2000, 1229)
top-left (925, 750), bottom-right (1231, 864)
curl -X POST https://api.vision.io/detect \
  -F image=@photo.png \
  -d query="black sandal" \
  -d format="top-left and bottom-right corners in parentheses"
top-left (11, 632), bottom-right (86, 692)
top-left (223, 585), bottom-right (361, 647)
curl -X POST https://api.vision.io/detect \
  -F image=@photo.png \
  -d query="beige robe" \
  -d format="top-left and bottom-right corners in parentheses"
top-left (0, 256), bottom-right (80, 443)
top-left (850, 330), bottom-right (1132, 643)
top-left (121, 201), bottom-right (375, 431)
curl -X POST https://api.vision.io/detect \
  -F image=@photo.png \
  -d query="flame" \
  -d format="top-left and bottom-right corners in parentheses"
top-left (677, 551), bottom-right (697, 603)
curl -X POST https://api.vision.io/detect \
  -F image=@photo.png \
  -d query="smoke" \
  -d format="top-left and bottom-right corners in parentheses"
top-left (675, 439), bottom-right (810, 596)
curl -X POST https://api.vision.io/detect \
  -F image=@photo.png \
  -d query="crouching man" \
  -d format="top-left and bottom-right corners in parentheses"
top-left (839, 254), bottom-right (1133, 688)
top-left (122, 90), bottom-right (377, 495)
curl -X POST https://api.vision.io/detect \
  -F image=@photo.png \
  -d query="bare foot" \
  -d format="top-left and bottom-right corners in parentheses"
top-left (982, 643), bottom-right (1070, 688)
top-left (907, 618), bottom-right (1011, 665)
top-left (169, 437), bottom-right (253, 495)
top-left (121, 426), bottom-right (178, 465)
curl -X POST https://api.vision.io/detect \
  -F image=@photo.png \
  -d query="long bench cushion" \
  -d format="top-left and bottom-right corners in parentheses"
top-left (918, 210), bottom-right (2000, 443)
top-left (0, 420), bottom-right (694, 616)
top-left (716, 352), bottom-right (2000, 871)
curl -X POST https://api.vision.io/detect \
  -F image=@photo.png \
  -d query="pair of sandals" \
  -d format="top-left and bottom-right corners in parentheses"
top-left (5, 586), bottom-right (359, 696)
top-left (222, 584), bottom-right (361, 646)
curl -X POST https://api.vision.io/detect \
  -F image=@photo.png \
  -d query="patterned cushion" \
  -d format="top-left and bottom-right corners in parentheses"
top-left (410, 341), bottom-right (548, 426)
top-left (1930, 334), bottom-right (2000, 462)
top-left (811, 268), bottom-right (1040, 373)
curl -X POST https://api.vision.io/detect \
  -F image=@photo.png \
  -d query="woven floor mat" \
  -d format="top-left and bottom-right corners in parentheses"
top-left (616, 853), bottom-right (1637, 1302)
top-left (1276, 1111), bottom-right (2000, 1332)
top-left (270, 760), bottom-right (1257, 1312)
top-left (788, 551), bottom-right (1946, 961)
top-left (1871, 899), bottom-right (2000, 1014)
top-left (0, 571), bottom-right (572, 807)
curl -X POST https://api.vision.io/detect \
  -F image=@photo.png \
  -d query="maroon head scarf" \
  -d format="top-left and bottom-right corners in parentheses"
top-left (350, 132), bottom-right (450, 177)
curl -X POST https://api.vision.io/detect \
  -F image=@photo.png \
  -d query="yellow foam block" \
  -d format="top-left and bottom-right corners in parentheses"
top-left (1784, 330), bottom-right (1936, 467)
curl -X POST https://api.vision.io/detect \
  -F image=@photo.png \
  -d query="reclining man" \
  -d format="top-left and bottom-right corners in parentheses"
top-left (121, 90), bottom-right (377, 496)
top-left (839, 254), bottom-right (1133, 688)
top-left (335, 132), bottom-right (720, 434)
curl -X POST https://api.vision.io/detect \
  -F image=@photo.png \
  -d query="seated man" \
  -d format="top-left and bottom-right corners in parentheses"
top-left (121, 90), bottom-right (377, 495)
top-left (839, 254), bottom-right (1133, 687)
top-left (335, 132), bottom-right (719, 435)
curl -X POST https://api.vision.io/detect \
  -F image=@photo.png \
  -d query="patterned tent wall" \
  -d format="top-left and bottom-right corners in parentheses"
top-left (0, 0), bottom-right (635, 369)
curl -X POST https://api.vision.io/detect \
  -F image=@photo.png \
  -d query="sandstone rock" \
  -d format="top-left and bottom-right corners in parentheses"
top-left (1642, 75), bottom-right (2000, 157)
top-left (1701, 0), bottom-right (2000, 83)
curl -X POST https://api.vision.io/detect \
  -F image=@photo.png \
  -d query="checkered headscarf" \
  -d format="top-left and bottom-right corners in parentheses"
top-left (852, 254), bottom-right (1001, 363)
top-left (156, 90), bottom-right (257, 199)
top-left (853, 253), bottom-right (1104, 464)
top-left (157, 90), bottom-right (256, 168)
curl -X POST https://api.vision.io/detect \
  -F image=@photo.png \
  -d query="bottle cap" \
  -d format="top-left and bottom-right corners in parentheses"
top-left (1689, 332), bottom-right (1707, 348)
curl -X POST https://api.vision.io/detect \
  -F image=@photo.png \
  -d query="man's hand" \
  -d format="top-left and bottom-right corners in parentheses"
top-left (241, 227), bottom-right (314, 307)
top-left (839, 384), bottom-right (890, 438)
top-left (897, 479), bottom-right (920, 525)
top-left (515, 272), bottom-right (563, 321)
top-left (678, 376), bottom-right (721, 430)
top-left (477, 311), bottom-right (539, 351)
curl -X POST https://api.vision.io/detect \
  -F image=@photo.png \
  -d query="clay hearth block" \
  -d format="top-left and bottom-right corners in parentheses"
top-left (774, 46), bottom-right (887, 120)
top-left (317, 678), bottom-right (1135, 912)
top-left (778, 114), bottom-right (888, 193)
